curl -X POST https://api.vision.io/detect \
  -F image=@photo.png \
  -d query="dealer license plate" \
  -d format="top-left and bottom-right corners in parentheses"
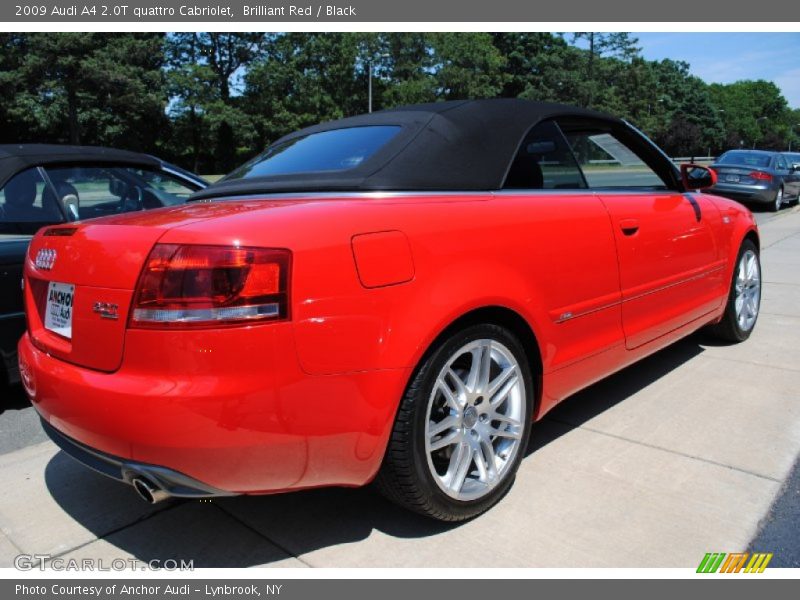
top-left (44, 281), bottom-right (75, 339)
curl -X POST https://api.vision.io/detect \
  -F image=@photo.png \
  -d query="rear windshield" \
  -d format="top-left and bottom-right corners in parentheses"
top-left (225, 126), bottom-right (401, 180)
top-left (717, 151), bottom-right (772, 168)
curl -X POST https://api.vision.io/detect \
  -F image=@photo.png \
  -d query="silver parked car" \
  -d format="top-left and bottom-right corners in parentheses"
top-left (709, 149), bottom-right (800, 212)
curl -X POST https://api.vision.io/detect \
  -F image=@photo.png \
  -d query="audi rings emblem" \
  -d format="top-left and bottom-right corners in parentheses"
top-left (34, 248), bottom-right (57, 270)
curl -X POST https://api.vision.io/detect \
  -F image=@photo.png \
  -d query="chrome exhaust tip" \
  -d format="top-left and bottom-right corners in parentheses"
top-left (132, 477), bottom-right (170, 504)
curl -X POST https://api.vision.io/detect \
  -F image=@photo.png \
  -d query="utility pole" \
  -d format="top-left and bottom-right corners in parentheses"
top-left (366, 53), bottom-right (391, 114)
top-left (789, 123), bottom-right (800, 152)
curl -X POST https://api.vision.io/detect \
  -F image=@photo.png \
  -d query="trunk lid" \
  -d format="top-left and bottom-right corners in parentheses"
top-left (711, 165), bottom-right (765, 186)
top-left (23, 200), bottom-right (299, 372)
top-left (25, 223), bottom-right (168, 372)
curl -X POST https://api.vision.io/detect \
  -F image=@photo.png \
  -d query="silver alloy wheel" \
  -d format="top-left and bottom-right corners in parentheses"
top-left (734, 249), bottom-right (761, 332)
top-left (775, 187), bottom-right (784, 211)
top-left (424, 339), bottom-right (525, 501)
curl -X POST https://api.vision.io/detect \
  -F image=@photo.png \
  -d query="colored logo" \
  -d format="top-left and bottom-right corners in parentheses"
top-left (697, 552), bottom-right (773, 573)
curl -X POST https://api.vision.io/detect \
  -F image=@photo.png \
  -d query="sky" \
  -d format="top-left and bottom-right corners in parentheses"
top-left (633, 33), bottom-right (800, 108)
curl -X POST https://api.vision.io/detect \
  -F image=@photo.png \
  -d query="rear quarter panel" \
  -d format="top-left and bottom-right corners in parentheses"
top-left (160, 192), bottom-right (626, 417)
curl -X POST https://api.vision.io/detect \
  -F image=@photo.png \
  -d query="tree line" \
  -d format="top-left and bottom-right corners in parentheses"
top-left (1, 32), bottom-right (798, 174)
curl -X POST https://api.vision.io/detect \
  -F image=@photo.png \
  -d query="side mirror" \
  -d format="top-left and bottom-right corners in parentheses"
top-left (792, 163), bottom-right (800, 172)
top-left (681, 164), bottom-right (717, 191)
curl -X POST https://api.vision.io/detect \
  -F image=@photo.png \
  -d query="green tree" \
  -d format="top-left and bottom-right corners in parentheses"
top-left (490, 33), bottom-right (586, 104)
top-left (786, 108), bottom-right (800, 152)
top-left (646, 60), bottom-right (724, 156)
top-left (571, 33), bottom-right (640, 107)
top-left (244, 33), bottom-right (365, 149)
top-left (0, 33), bottom-right (167, 150)
top-left (709, 80), bottom-right (791, 151)
top-left (375, 33), bottom-right (437, 107)
top-left (429, 33), bottom-right (508, 100)
top-left (165, 33), bottom-right (265, 172)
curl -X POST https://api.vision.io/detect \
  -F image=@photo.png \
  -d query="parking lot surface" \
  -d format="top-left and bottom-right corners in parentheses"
top-left (1, 205), bottom-right (798, 568)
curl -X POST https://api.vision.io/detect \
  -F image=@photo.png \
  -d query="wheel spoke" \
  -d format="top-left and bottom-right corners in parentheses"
top-left (478, 342), bottom-right (493, 392)
top-left (429, 429), bottom-right (461, 453)
top-left (473, 447), bottom-right (488, 482)
top-left (490, 413), bottom-right (522, 428)
top-left (746, 255), bottom-right (757, 281)
top-left (487, 365), bottom-right (516, 399)
top-left (446, 368), bottom-right (468, 401)
top-left (488, 421), bottom-right (522, 440)
top-left (489, 373), bottom-right (518, 408)
top-left (480, 438), bottom-right (498, 478)
top-left (445, 441), bottom-right (473, 492)
top-left (465, 341), bottom-right (492, 393)
top-left (437, 380), bottom-right (460, 411)
top-left (747, 294), bottom-right (759, 319)
top-left (735, 294), bottom-right (744, 316)
top-left (428, 415), bottom-right (458, 439)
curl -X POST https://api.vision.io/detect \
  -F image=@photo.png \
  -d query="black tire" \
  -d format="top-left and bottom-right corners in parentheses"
top-left (375, 323), bottom-right (534, 521)
top-left (769, 187), bottom-right (784, 212)
top-left (705, 239), bottom-right (761, 343)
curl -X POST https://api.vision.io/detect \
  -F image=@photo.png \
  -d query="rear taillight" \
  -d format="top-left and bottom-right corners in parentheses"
top-left (130, 244), bottom-right (290, 328)
top-left (749, 171), bottom-right (772, 181)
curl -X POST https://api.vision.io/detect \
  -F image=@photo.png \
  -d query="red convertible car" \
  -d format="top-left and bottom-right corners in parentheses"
top-left (18, 100), bottom-right (760, 521)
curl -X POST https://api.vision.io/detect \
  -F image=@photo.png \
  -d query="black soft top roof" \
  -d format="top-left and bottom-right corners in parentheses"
top-left (192, 99), bottom-right (622, 200)
top-left (0, 144), bottom-right (160, 188)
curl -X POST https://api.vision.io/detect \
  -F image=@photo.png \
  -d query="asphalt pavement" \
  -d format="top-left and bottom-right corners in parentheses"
top-left (0, 202), bottom-right (798, 568)
top-left (0, 383), bottom-right (47, 456)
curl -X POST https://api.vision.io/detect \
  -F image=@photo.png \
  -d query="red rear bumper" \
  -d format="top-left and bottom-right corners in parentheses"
top-left (18, 324), bottom-right (410, 494)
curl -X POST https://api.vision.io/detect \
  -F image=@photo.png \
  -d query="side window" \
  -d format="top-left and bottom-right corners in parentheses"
top-left (776, 155), bottom-right (788, 171)
top-left (122, 168), bottom-right (197, 205)
top-left (45, 166), bottom-right (138, 221)
top-left (0, 168), bottom-right (64, 231)
top-left (503, 120), bottom-right (587, 190)
top-left (562, 129), bottom-right (668, 190)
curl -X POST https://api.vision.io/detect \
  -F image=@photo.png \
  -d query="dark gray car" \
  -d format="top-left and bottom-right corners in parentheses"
top-left (0, 145), bottom-right (208, 391)
top-left (709, 149), bottom-right (800, 212)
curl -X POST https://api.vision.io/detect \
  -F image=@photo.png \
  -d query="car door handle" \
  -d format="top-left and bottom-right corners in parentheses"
top-left (619, 218), bottom-right (640, 236)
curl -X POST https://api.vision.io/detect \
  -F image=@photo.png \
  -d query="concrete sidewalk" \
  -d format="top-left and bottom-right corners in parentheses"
top-left (1, 208), bottom-right (798, 569)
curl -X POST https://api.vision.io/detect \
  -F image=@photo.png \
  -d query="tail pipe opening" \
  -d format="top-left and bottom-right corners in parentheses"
top-left (132, 477), bottom-right (170, 504)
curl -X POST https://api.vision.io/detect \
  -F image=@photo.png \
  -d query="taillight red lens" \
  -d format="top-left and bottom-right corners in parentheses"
top-left (130, 244), bottom-right (290, 328)
top-left (749, 171), bottom-right (772, 181)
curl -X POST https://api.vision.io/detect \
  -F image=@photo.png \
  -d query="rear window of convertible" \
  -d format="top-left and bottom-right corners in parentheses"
top-left (225, 126), bottom-right (402, 180)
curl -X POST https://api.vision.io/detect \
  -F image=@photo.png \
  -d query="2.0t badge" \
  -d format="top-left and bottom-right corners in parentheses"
top-left (92, 302), bottom-right (119, 320)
